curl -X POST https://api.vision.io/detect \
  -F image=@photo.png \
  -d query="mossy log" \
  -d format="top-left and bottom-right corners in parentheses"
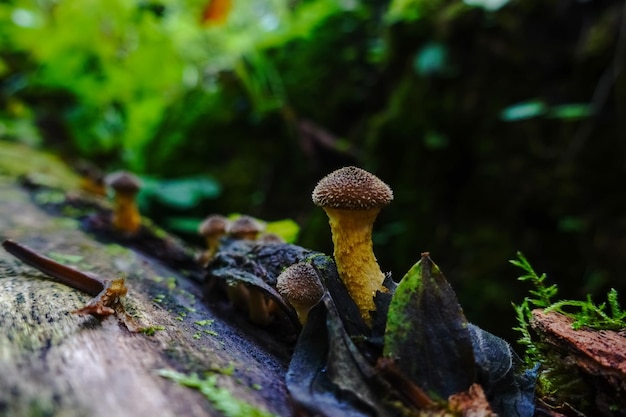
top-left (0, 149), bottom-right (293, 417)
top-left (531, 309), bottom-right (626, 416)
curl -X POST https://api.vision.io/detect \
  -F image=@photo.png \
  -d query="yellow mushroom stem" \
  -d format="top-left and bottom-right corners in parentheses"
top-left (289, 298), bottom-right (316, 325)
top-left (324, 207), bottom-right (387, 326)
top-left (200, 235), bottom-right (222, 265)
top-left (112, 192), bottom-right (141, 234)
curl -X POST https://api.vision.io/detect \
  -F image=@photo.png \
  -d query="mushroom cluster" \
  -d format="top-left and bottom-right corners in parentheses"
top-left (199, 214), bottom-right (284, 325)
top-left (206, 168), bottom-right (393, 328)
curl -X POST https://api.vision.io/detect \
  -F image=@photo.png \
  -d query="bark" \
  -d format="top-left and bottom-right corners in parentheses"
top-left (530, 309), bottom-right (626, 416)
top-left (0, 167), bottom-right (293, 416)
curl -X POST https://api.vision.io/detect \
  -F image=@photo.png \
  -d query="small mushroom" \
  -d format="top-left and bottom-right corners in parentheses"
top-left (227, 215), bottom-right (273, 324)
top-left (105, 171), bottom-right (142, 234)
top-left (198, 214), bottom-right (230, 265)
top-left (228, 215), bottom-right (264, 240)
top-left (312, 166), bottom-right (393, 326)
top-left (258, 233), bottom-right (285, 243)
top-left (76, 162), bottom-right (106, 196)
top-left (276, 262), bottom-right (325, 325)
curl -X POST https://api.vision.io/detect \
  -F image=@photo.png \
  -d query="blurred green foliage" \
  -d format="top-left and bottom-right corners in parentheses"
top-left (1, 0), bottom-right (625, 340)
top-left (0, 0), bottom-right (347, 170)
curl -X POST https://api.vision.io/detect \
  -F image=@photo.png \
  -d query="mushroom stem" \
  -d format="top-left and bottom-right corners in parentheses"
top-left (325, 207), bottom-right (386, 324)
top-left (112, 192), bottom-right (141, 234)
top-left (248, 290), bottom-right (271, 325)
top-left (312, 166), bottom-right (393, 326)
top-left (204, 236), bottom-right (220, 258)
top-left (225, 282), bottom-right (250, 311)
top-left (105, 171), bottom-right (142, 235)
top-left (198, 214), bottom-right (230, 265)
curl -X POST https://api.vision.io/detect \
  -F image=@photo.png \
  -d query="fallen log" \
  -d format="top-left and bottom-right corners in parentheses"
top-left (0, 147), bottom-right (294, 417)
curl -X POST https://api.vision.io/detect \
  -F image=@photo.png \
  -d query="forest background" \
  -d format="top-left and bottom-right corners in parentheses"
top-left (1, 0), bottom-right (625, 341)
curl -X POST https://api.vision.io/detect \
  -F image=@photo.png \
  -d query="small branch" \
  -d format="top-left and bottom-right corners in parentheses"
top-left (2, 239), bottom-right (127, 317)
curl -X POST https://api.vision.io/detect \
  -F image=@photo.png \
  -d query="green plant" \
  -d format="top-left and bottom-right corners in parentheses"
top-left (510, 251), bottom-right (557, 366)
top-left (511, 251), bottom-right (626, 397)
top-left (511, 252), bottom-right (626, 413)
top-left (544, 288), bottom-right (626, 331)
top-left (0, 0), bottom-right (347, 171)
top-left (511, 251), bottom-right (626, 335)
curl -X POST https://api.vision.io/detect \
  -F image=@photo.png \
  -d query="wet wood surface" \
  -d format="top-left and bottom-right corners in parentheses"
top-left (0, 173), bottom-right (293, 417)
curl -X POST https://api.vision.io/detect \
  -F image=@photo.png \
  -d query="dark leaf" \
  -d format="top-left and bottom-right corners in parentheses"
top-left (369, 273), bottom-right (397, 349)
top-left (309, 254), bottom-right (370, 338)
top-left (468, 324), bottom-right (537, 417)
top-left (383, 253), bottom-right (475, 399)
top-left (286, 295), bottom-right (394, 417)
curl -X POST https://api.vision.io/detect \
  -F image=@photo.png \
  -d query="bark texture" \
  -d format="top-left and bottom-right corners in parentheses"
top-left (0, 156), bottom-right (293, 417)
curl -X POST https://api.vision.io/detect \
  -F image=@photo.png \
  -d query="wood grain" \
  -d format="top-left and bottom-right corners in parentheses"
top-left (0, 177), bottom-right (293, 417)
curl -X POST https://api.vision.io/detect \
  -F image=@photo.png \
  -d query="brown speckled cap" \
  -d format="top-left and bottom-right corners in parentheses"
top-left (312, 166), bottom-right (393, 210)
top-left (198, 214), bottom-right (229, 236)
top-left (229, 215), bottom-right (264, 237)
top-left (105, 171), bottom-right (142, 194)
top-left (276, 262), bottom-right (324, 305)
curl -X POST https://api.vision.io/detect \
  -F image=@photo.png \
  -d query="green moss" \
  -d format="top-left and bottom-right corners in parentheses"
top-left (139, 325), bottom-right (165, 336)
top-left (46, 252), bottom-right (84, 265)
top-left (159, 370), bottom-right (276, 417)
top-left (33, 190), bottom-right (66, 205)
top-left (52, 217), bottom-right (80, 229)
top-left (166, 277), bottom-right (177, 290)
top-left (511, 251), bottom-right (626, 409)
top-left (104, 244), bottom-right (133, 258)
top-left (0, 141), bottom-right (80, 189)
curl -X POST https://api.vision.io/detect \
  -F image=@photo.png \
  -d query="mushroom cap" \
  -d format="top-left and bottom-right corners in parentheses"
top-left (229, 215), bottom-right (264, 237)
top-left (276, 262), bottom-right (324, 306)
top-left (312, 166), bottom-right (393, 210)
top-left (198, 214), bottom-right (229, 236)
top-left (105, 171), bottom-right (142, 194)
top-left (258, 233), bottom-right (285, 243)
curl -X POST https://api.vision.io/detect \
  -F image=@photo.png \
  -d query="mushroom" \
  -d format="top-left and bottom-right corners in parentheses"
top-left (76, 162), bottom-right (106, 196)
top-left (226, 215), bottom-right (273, 324)
top-left (228, 215), bottom-right (264, 240)
top-left (198, 214), bottom-right (230, 265)
top-left (258, 233), bottom-right (285, 243)
top-left (105, 171), bottom-right (142, 234)
top-left (312, 166), bottom-right (393, 326)
top-left (276, 262), bottom-right (325, 325)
